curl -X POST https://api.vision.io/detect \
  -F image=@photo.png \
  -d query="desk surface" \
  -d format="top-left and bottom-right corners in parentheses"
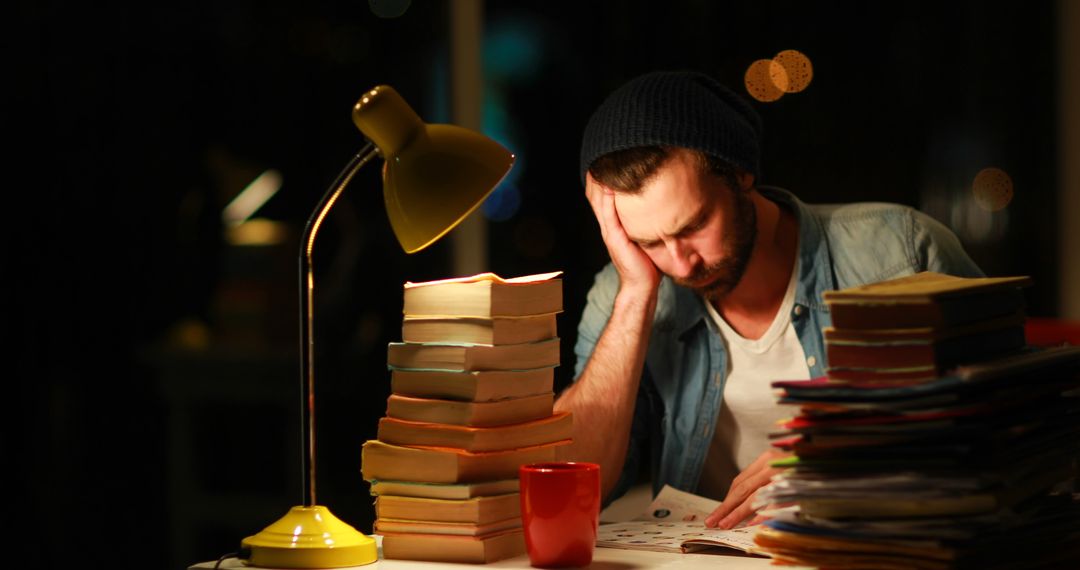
top-left (191, 538), bottom-right (781, 570)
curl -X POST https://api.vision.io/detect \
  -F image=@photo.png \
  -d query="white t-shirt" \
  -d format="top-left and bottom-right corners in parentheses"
top-left (697, 263), bottom-right (810, 501)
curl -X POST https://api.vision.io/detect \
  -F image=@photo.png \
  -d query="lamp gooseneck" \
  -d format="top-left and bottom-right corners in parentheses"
top-left (298, 141), bottom-right (379, 506)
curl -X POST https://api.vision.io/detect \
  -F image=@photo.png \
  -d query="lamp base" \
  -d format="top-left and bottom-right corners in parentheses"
top-left (241, 505), bottom-right (378, 568)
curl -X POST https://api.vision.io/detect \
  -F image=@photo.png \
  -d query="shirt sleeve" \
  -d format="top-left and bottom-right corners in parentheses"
top-left (908, 209), bottom-right (985, 278)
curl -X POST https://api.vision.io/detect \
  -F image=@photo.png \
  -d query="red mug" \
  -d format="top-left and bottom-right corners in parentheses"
top-left (519, 462), bottom-right (601, 568)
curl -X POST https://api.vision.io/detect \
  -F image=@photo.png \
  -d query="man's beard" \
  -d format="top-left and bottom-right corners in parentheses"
top-left (675, 188), bottom-right (757, 302)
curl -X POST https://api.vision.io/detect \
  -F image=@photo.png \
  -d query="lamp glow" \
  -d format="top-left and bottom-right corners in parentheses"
top-left (240, 85), bottom-right (514, 568)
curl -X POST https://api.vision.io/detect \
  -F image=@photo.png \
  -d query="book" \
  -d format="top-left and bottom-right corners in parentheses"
top-left (385, 393), bottom-right (555, 427)
top-left (379, 528), bottom-right (526, 563)
top-left (402, 313), bottom-right (558, 345)
top-left (824, 323), bottom-right (1026, 370)
top-left (403, 271), bottom-right (563, 317)
top-left (361, 439), bottom-right (569, 483)
top-left (368, 478), bottom-right (519, 500)
top-left (595, 485), bottom-right (766, 556)
top-left (374, 515), bottom-right (521, 537)
top-left (378, 411), bottom-right (573, 451)
top-left (824, 272), bottom-right (1031, 330)
top-left (375, 493), bottom-right (521, 524)
top-left (387, 338), bottom-right (560, 371)
top-left (777, 346), bottom-right (1080, 399)
top-left (390, 367), bottom-right (554, 402)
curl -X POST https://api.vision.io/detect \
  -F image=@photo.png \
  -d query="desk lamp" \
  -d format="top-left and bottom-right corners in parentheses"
top-left (239, 85), bottom-right (514, 568)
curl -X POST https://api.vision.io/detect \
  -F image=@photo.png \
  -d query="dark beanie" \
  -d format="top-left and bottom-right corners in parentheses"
top-left (579, 70), bottom-right (763, 185)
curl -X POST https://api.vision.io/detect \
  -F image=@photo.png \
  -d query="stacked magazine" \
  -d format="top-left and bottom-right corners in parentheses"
top-left (753, 273), bottom-right (1080, 569)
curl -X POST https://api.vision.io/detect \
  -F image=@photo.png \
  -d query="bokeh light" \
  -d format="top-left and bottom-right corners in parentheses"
top-left (745, 59), bottom-right (784, 102)
top-left (771, 49), bottom-right (813, 93)
top-left (972, 167), bottom-right (1014, 211)
top-left (369, 0), bottom-right (411, 18)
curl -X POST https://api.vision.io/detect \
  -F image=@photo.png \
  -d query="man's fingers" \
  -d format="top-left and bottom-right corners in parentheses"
top-left (584, 174), bottom-right (615, 239)
top-left (704, 499), bottom-right (736, 528)
top-left (716, 494), bottom-right (757, 529)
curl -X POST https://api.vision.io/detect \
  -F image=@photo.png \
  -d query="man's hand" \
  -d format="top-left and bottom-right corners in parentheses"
top-left (704, 448), bottom-right (790, 529)
top-left (585, 173), bottom-right (661, 296)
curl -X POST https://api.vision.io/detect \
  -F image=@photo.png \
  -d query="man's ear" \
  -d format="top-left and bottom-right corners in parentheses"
top-left (737, 171), bottom-right (755, 192)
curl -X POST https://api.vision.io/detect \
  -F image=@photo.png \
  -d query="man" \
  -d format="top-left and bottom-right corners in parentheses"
top-left (553, 70), bottom-right (983, 529)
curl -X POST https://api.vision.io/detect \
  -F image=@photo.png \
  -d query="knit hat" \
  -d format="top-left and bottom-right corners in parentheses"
top-left (579, 70), bottom-right (763, 185)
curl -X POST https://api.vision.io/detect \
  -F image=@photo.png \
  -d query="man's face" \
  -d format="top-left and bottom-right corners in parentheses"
top-left (614, 150), bottom-right (757, 301)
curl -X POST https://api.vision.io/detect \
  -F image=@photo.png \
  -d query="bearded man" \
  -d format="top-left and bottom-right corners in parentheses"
top-left (553, 70), bottom-right (984, 529)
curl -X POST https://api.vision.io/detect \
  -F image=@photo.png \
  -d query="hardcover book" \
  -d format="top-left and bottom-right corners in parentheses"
top-left (403, 271), bottom-right (563, 317)
top-left (384, 393), bottom-right (555, 427)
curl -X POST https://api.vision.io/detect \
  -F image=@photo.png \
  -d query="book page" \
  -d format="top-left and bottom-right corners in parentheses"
top-left (596, 485), bottom-right (764, 555)
top-left (404, 271), bottom-right (563, 288)
top-left (634, 484), bottom-right (720, 523)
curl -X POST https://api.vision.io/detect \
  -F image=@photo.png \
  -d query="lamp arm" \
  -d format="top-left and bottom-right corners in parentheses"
top-left (299, 140), bottom-right (380, 507)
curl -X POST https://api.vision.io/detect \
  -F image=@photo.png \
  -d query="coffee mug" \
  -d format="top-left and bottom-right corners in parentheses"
top-left (519, 462), bottom-right (601, 568)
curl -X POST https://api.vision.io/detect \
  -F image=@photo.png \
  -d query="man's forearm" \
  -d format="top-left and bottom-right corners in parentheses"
top-left (554, 286), bottom-right (657, 499)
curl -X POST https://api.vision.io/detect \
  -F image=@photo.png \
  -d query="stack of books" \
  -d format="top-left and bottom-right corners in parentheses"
top-left (361, 271), bottom-right (573, 563)
top-left (822, 272), bottom-right (1031, 382)
top-left (753, 272), bottom-right (1080, 569)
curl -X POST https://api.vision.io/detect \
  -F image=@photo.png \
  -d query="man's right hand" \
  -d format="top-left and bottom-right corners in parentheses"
top-left (585, 173), bottom-right (661, 296)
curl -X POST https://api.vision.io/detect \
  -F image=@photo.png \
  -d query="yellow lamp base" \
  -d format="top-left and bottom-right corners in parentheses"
top-left (241, 505), bottom-right (377, 568)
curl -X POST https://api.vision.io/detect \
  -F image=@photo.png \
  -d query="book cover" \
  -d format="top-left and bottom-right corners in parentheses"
top-left (390, 367), bottom-right (554, 402)
top-left (374, 515), bottom-right (521, 537)
top-left (361, 439), bottom-right (569, 483)
top-left (368, 479), bottom-right (519, 500)
top-left (385, 393), bottom-right (555, 427)
top-left (387, 338), bottom-right (560, 371)
top-left (403, 271), bottom-right (563, 317)
top-left (402, 313), bottom-right (558, 345)
top-left (378, 411), bottom-right (573, 451)
top-left (823, 271), bottom-right (1032, 301)
top-left (380, 528), bottom-right (526, 563)
top-left (824, 271), bottom-right (1030, 330)
top-left (825, 324), bottom-right (1026, 370)
top-left (375, 493), bottom-right (520, 524)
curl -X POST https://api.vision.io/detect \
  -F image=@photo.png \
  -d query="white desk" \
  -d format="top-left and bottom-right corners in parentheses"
top-left (191, 537), bottom-right (780, 570)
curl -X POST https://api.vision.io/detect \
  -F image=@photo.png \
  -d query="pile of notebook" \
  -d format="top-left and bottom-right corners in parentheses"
top-left (754, 272), bottom-right (1080, 569)
top-left (361, 271), bottom-right (572, 563)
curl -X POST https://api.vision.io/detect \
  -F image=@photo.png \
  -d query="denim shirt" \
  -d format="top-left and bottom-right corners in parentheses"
top-left (570, 187), bottom-right (985, 504)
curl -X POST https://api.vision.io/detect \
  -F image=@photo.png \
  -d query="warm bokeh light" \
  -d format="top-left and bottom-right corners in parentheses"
top-left (771, 49), bottom-right (813, 93)
top-left (226, 218), bottom-right (291, 246)
top-left (223, 169), bottom-right (283, 226)
top-left (745, 59), bottom-right (785, 102)
top-left (972, 167), bottom-right (1014, 211)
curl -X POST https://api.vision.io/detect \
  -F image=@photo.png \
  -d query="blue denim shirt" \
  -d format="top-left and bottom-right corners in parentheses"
top-left (570, 187), bottom-right (985, 504)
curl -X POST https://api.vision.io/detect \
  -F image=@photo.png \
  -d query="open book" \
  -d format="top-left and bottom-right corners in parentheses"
top-left (595, 485), bottom-right (768, 556)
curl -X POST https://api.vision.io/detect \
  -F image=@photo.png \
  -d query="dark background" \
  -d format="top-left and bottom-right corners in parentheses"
top-left (15, 1), bottom-right (1065, 568)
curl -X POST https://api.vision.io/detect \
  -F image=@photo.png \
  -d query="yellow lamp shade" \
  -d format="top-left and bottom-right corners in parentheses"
top-left (352, 85), bottom-right (515, 253)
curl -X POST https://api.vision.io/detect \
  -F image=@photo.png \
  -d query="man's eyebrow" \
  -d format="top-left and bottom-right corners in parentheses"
top-left (628, 206), bottom-right (708, 247)
top-left (672, 207), bottom-right (709, 236)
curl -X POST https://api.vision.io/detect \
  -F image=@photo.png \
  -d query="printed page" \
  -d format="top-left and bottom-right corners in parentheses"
top-left (634, 484), bottom-right (721, 523)
top-left (595, 485), bottom-right (764, 555)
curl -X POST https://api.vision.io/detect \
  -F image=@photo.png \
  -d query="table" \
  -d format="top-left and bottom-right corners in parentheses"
top-left (190, 536), bottom-right (782, 570)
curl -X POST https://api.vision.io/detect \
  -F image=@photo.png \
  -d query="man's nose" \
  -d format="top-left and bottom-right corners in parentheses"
top-left (665, 240), bottom-right (699, 278)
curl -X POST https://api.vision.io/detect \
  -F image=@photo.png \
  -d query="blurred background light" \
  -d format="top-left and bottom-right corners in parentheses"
top-left (745, 58), bottom-right (785, 102)
top-left (972, 166), bottom-right (1015, 212)
top-left (222, 169), bottom-right (283, 227)
top-left (771, 49), bottom-right (813, 93)
top-left (368, 0), bottom-right (411, 19)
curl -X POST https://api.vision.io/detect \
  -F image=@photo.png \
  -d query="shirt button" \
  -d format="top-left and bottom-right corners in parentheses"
top-left (793, 305), bottom-right (804, 316)
top-left (806, 355), bottom-right (817, 368)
